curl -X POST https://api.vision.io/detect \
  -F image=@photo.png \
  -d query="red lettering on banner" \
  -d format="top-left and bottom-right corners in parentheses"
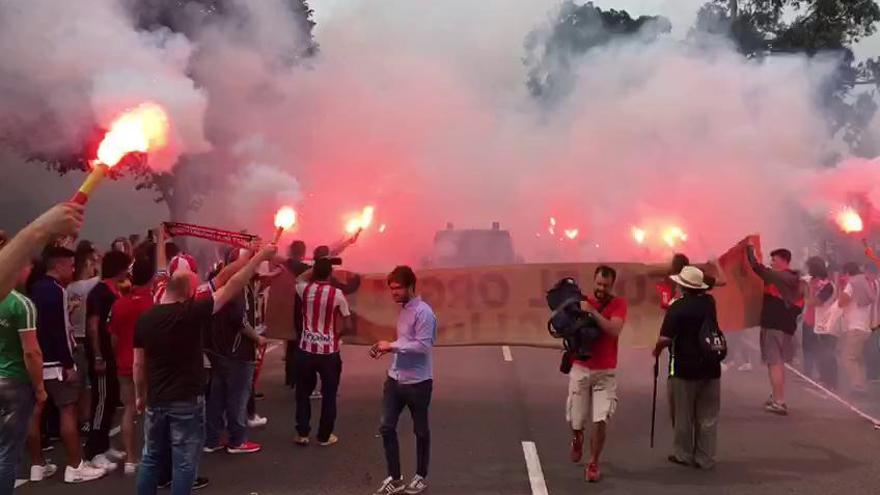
top-left (478, 273), bottom-right (509, 309)
top-left (447, 274), bottom-right (475, 310)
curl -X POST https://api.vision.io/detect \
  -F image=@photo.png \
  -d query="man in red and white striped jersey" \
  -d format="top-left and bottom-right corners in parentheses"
top-left (293, 258), bottom-right (352, 447)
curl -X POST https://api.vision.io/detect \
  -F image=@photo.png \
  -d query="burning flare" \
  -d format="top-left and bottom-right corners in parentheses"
top-left (836, 207), bottom-right (864, 234)
top-left (632, 227), bottom-right (647, 245)
top-left (71, 102), bottom-right (170, 205)
top-left (273, 206), bottom-right (297, 243)
top-left (346, 206), bottom-right (376, 234)
top-left (662, 226), bottom-right (688, 248)
top-left (548, 217), bottom-right (557, 236)
top-left (564, 229), bottom-right (579, 240)
top-left (96, 103), bottom-right (170, 168)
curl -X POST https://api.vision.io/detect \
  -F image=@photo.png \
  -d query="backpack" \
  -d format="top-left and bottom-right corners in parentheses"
top-left (546, 278), bottom-right (586, 338)
top-left (698, 298), bottom-right (727, 362)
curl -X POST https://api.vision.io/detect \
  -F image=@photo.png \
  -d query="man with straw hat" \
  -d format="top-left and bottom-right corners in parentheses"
top-left (652, 266), bottom-right (722, 470)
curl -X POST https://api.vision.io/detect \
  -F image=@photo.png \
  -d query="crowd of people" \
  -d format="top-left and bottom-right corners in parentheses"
top-left (564, 239), bottom-right (880, 483)
top-left (2, 202), bottom-right (880, 494)
top-left (0, 203), bottom-right (437, 495)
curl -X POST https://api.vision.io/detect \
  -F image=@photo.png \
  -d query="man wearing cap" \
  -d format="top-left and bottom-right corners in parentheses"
top-left (652, 266), bottom-right (722, 470)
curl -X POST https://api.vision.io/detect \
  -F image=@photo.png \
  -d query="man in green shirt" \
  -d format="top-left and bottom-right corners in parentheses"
top-left (0, 261), bottom-right (46, 491)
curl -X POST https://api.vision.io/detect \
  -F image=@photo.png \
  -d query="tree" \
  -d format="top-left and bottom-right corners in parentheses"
top-left (524, 1), bottom-right (671, 103)
top-left (695, 0), bottom-right (880, 157)
top-left (28, 0), bottom-right (320, 221)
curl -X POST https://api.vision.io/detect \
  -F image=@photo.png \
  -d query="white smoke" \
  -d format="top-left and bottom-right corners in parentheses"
top-left (0, 0), bottom-right (210, 170)
top-left (1, 0), bottom-right (876, 269)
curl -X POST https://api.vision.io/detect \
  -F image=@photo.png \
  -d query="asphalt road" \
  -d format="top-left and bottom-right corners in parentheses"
top-left (17, 343), bottom-right (880, 495)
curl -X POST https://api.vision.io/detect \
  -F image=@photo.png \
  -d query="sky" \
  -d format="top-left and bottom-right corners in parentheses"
top-left (314, 0), bottom-right (880, 58)
top-left (3, 0), bottom-right (880, 258)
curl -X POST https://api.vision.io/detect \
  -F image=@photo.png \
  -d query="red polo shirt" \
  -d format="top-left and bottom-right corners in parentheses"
top-left (573, 295), bottom-right (628, 371)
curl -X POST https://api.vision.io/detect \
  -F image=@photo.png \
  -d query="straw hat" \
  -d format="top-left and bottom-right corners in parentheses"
top-left (670, 266), bottom-right (709, 290)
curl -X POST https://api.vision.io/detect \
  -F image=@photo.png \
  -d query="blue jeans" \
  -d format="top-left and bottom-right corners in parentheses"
top-left (205, 354), bottom-right (255, 448)
top-left (380, 378), bottom-right (432, 479)
top-left (137, 397), bottom-right (205, 495)
top-left (0, 378), bottom-right (34, 494)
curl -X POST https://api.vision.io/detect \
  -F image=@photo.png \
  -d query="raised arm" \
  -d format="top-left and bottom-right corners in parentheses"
top-left (212, 245), bottom-right (278, 315)
top-left (329, 229), bottom-right (361, 257)
top-left (211, 251), bottom-right (252, 290)
top-left (0, 204), bottom-right (83, 300)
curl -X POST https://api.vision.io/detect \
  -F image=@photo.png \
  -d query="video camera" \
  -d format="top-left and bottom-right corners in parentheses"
top-left (546, 278), bottom-right (603, 361)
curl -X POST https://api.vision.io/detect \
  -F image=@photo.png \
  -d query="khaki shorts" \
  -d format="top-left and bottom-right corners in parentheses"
top-left (45, 377), bottom-right (80, 407)
top-left (118, 376), bottom-right (135, 406)
top-left (566, 365), bottom-right (618, 429)
top-left (761, 328), bottom-right (794, 365)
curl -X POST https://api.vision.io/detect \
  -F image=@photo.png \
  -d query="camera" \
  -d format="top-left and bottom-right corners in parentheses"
top-left (546, 278), bottom-right (603, 361)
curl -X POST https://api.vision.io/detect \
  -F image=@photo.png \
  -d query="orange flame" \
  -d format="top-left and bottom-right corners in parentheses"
top-left (632, 227), bottom-right (647, 245)
top-left (274, 206), bottom-right (297, 230)
top-left (836, 207), bottom-right (864, 234)
top-left (345, 206), bottom-right (375, 234)
top-left (662, 226), bottom-right (688, 248)
top-left (96, 103), bottom-right (169, 168)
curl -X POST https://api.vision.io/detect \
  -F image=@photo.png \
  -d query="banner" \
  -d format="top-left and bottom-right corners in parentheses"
top-left (266, 236), bottom-right (764, 348)
top-left (163, 222), bottom-right (259, 249)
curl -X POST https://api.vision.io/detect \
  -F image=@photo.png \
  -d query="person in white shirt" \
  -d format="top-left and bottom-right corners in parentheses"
top-left (837, 262), bottom-right (876, 395)
top-left (68, 245), bottom-right (100, 425)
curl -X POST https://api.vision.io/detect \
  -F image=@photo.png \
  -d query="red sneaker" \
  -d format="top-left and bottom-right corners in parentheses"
top-left (586, 462), bottom-right (601, 483)
top-left (226, 441), bottom-right (262, 454)
top-left (570, 432), bottom-right (584, 463)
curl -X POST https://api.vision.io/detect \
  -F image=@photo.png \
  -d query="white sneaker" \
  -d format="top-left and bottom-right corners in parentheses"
top-left (721, 362), bottom-right (731, 372)
top-left (310, 390), bottom-right (323, 399)
top-left (64, 461), bottom-right (106, 483)
top-left (90, 454), bottom-right (118, 472)
top-left (404, 475), bottom-right (428, 494)
top-left (737, 362), bottom-right (753, 372)
top-left (124, 462), bottom-right (138, 475)
top-left (248, 415), bottom-right (268, 428)
top-left (373, 476), bottom-right (406, 495)
top-left (30, 463), bottom-right (58, 482)
top-left (105, 448), bottom-right (127, 461)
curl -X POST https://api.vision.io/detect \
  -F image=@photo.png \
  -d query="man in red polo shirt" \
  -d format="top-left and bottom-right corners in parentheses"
top-left (566, 265), bottom-right (627, 483)
top-left (109, 257), bottom-right (156, 474)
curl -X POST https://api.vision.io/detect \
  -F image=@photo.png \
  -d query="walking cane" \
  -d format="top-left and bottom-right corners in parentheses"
top-left (651, 356), bottom-right (659, 448)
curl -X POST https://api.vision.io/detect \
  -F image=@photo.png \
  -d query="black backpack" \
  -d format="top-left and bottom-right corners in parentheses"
top-left (698, 306), bottom-right (727, 362)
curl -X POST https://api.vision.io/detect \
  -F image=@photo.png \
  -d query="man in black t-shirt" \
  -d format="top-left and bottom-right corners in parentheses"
top-left (284, 241), bottom-right (310, 388)
top-left (652, 266), bottom-right (721, 470)
top-left (133, 244), bottom-right (276, 495)
top-left (204, 289), bottom-right (263, 454)
top-left (84, 250), bottom-right (131, 471)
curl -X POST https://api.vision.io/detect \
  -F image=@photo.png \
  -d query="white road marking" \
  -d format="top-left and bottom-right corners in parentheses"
top-left (502, 345), bottom-right (513, 362)
top-left (14, 479), bottom-right (27, 488)
top-left (265, 343), bottom-right (280, 355)
top-left (786, 363), bottom-right (880, 428)
top-left (521, 441), bottom-right (549, 495)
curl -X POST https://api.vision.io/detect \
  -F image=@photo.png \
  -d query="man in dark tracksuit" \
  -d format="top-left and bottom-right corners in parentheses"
top-left (84, 251), bottom-right (131, 469)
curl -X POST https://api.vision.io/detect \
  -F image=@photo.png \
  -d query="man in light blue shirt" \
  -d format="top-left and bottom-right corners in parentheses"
top-left (371, 266), bottom-right (436, 495)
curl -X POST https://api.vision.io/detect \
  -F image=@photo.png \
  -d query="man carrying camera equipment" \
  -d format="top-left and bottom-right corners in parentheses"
top-left (564, 266), bottom-right (627, 483)
top-left (292, 258), bottom-right (352, 447)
